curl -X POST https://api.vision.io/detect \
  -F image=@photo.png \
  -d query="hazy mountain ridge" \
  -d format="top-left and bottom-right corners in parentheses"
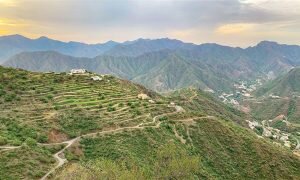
top-left (0, 35), bottom-right (119, 63)
top-left (3, 35), bottom-right (300, 92)
top-left (255, 67), bottom-right (300, 97)
top-left (103, 38), bottom-right (195, 57)
top-left (3, 50), bottom-right (238, 92)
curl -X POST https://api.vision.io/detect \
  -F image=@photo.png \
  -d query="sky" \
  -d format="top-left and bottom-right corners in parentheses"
top-left (0, 0), bottom-right (299, 47)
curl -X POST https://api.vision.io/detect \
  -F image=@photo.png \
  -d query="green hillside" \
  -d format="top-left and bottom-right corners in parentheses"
top-left (256, 67), bottom-right (300, 97)
top-left (0, 66), bottom-right (299, 179)
top-left (242, 68), bottom-right (300, 153)
top-left (249, 68), bottom-right (300, 125)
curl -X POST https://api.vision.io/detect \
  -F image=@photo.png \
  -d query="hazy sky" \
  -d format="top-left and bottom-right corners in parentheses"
top-left (0, 0), bottom-right (299, 47)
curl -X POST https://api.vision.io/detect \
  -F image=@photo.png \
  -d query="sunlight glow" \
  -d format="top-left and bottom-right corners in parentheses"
top-left (0, 0), bottom-right (16, 6)
top-left (215, 23), bottom-right (256, 35)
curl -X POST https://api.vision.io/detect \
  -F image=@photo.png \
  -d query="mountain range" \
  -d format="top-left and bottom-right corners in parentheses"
top-left (0, 34), bottom-right (118, 63)
top-left (2, 34), bottom-right (300, 92)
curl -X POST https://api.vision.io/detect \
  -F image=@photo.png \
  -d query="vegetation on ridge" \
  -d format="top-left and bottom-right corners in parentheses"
top-left (0, 66), bottom-right (299, 179)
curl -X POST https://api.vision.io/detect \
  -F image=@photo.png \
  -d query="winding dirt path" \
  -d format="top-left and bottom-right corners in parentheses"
top-left (187, 90), bottom-right (198, 102)
top-left (41, 138), bottom-right (79, 180)
top-left (0, 146), bottom-right (21, 152)
top-left (40, 104), bottom-right (185, 179)
top-left (1, 104), bottom-right (214, 179)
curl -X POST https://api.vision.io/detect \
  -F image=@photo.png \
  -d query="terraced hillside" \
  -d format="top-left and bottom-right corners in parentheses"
top-left (0, 66), bottom-right (300, 179)
top-left (0, 66), bottom-right (174, 179)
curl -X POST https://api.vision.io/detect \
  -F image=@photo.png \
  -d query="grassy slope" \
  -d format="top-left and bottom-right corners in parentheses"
top-left (0, 66), bottom-right (299, 179)
top-left (256, 67), bottom-right (300, 97)
top-left (0, 66), bottom-right (172, 179)
top-left (248, 68), bottom-right (300, 125)
top-left (55, 89), bottom-right (300, 179)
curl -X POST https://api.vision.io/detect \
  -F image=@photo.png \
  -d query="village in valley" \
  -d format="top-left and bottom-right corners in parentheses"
top-left (205, 75), bottom-right (300, 156)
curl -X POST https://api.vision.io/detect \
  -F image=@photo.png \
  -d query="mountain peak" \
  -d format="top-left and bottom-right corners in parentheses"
top-left (37, 36), bottom-right (50, 40)
top-left (0, 34), bottom-right (29, 40)
top-left (257, 40), bottom-right (279, 47)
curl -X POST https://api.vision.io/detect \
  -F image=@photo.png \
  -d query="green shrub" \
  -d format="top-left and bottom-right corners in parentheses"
top-left (40, 98), bottom-right (48, 103)
top-left (4, 93), bottom-right (16, 102)
top-left (0, 136), bottom-right (7, 145)
top-left (0, 89), bottom-right (6, 97)
top-left (37, 134), bottom-right (48, 143)
top-left (159, 116), bottom-right (168, 121)
top-left (54, 106), bottom-right (59, 110)
top-left (11, 139), bottom-right (22, 146)
top-left (134, 110), bottom-right (142, 116)
top-left (107, 107), bottom-right (116, 112)
top-left (25, 138), bottom-right (37, 147)
top-left (47, 95), bottom-right (53, 100)
top-left (255, 126), bottom-right (263, 136)
top-left (99, 95), bottom-right (105, 100)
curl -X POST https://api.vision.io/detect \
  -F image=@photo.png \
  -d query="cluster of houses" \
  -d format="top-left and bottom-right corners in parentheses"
top-left (69, 69), bottom-right (105, 81)
top-left (218, 93), bottom-right (239, 106)
top-left (218, 80), bottom-right (264, 107)
top-left (248, 119), bottom-right (294, 149)
top-left (269, 94), bottom-right (281, 99)
top-left (69, 69), bottom-right (87, 75)
top-left (234, 81), bottom-right (256, 98)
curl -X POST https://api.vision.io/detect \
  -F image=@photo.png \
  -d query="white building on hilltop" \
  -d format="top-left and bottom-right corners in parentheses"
top-left (70, 69), bottom-right (87, 74)
top-left (91, 76), bottom-right (103, 81)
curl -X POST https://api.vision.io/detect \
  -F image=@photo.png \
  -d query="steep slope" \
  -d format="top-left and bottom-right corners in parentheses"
top-left (245, 41), bottom-right (297, 74)
top-left (2, 51), bottom-right (91, 72)
top-left (0, 66), bottom-right (299, 179)
top-left (0, 34), bottom-right (118, 63)
top-left (104, 38), bottom-right (195, 57)
top-left (4, 50), bottom-right (237, 93)
top-left (4, 40), bottom-right (300, 93)
top-left (132, 54), bottom-right (234, 92)
top-left (246, 68), bottom-right (300, 124)
top-left (255, 67), bottom-right (300, 97)
top-left (243, 68), bottom-right (300, 138)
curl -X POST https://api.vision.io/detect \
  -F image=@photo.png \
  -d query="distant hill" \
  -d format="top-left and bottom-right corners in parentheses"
top-left (3, 36), bottom-right (300, 92)
top-left (3, 50), bottom-right (238, 92)
top-left (245, 68), bottom-right (300, 126)
top-left (255, 67), bottom-right (300, 97)
top-left (0, 34), bottom-right (119, 63)
top-left (0, 35), bottom-right (195, 64)
top-left (104, 38), bottom-right (195, 57)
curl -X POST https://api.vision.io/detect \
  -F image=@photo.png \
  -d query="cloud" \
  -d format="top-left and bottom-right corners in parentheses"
top-left (0, 0), bottom-right (291, 28)
top-left (0, 0), bottom-right (299, 45)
